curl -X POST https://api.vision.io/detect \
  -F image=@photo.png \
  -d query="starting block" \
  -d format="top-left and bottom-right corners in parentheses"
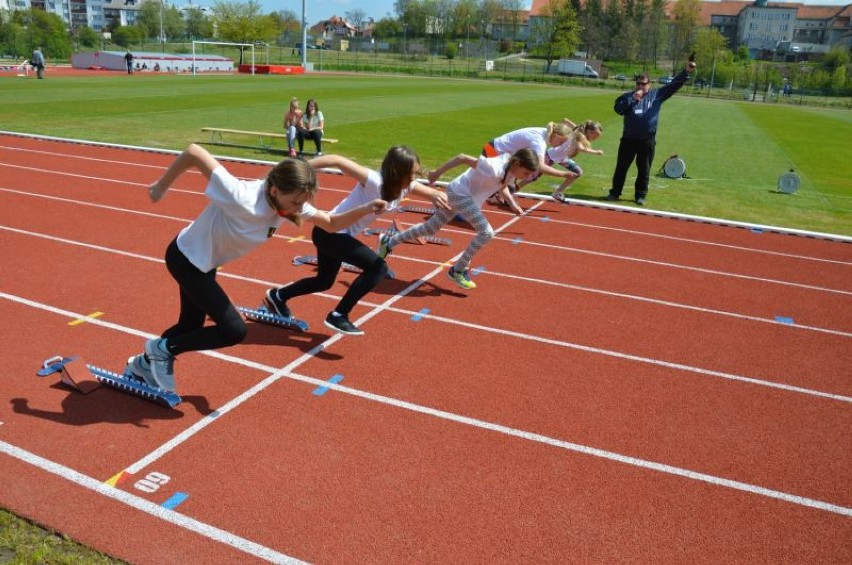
top-left (362, 227), bottom-right (451, 246)
top-left (37, 355), bottom-right (101, 394)
top-left (292, 255), bottom-right (395, 279)
top-left (88, 363), bottom-right (182, 408)
top-left (238, 305), bottom-right (309, 332)
top-left (399, 205), bottom-right (437, 215)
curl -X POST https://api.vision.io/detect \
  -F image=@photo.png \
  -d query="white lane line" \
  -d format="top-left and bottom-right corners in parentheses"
top-left (0, 441), bottom-right (306, 564)
top-left (4, 186), bottom-right (850, 298)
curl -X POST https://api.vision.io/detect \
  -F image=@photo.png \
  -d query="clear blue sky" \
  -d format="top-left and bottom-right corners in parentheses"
top-left (197, 0), bottom-right (849, 25)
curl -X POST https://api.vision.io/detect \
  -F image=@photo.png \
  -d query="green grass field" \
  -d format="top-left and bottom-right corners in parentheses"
top-left (2, 72), bottom-right (850, 235)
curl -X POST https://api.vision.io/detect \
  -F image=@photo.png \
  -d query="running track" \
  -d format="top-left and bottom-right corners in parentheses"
top-left (0, 132), bottom-right (850, 564)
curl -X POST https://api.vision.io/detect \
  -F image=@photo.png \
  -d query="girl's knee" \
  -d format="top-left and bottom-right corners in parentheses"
top-left (221, 312), bottom-right (247, 345)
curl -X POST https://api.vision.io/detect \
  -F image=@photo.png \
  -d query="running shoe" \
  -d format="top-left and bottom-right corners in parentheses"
top-left (552, 191), bottom-right (569, 204)
top-left (144, 338), bottom-right (176, 392)
top-left (448, 267), bottom-right (477, 290)
top-left (324, 312), bottom-right (364, 336)
top-left (264, 288), bottom-right (292, 318)
top-left (376, 232), bottom-right (393, 259)
top-left (125, 354), bottom-right (153, 385)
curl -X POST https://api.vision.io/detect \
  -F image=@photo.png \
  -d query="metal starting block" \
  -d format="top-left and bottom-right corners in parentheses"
top-left (87, 364), bottom-right (182, 408)
top-left (37, 355), bottom-right (102, 394)
top-left (238, 305), bottom-right (309, 332)
top-left (399, 205), bottom-right (437, 215)
top-left (292, 255), bottom-right (395, 279)
top-left (363, 227), bottom-right (451, 246)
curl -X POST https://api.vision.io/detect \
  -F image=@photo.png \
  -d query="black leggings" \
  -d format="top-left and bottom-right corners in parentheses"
top-left (161, 238), bottom-right (246, 355)
top-left (276, 226), bottom-right (388, 316)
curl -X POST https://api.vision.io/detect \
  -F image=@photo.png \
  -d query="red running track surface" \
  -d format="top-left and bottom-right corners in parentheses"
top-left (1, 133), bottom-right (850, 564)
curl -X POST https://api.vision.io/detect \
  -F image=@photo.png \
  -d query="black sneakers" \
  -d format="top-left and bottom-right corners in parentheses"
top-left (264, 288), bottom-right (292, 318)
top-left (324, 312), bottom-right (364, 336)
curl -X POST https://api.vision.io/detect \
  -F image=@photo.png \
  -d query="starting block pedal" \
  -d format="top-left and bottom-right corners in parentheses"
top-left (238, 305), bottom-right (309, 332)
top-left (362, 227), bottom-right (451, 247)
top-left (87, 364), bottom-right (182, 408)
top-left (37, 355), bottom-right (102, 394)
top-left (292, 255), bottom-right (395, 279)
top-left (400, 205), bottom-right (437, 215)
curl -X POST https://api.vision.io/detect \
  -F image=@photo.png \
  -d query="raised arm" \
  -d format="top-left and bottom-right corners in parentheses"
top-left (410, 181), bottom-right (450, 210)
top-left (308, 199), bottom-right (388, 232)
top-left (427, 153), bottom-right (478, 184)
top-left (148, 143), bottom-right (220, 203)
top-left (308, 154), bottom-right (371, 185)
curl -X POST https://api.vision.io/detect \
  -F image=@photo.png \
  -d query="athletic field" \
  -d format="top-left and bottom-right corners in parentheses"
top-left (1, 69), bottom-right (849, 236)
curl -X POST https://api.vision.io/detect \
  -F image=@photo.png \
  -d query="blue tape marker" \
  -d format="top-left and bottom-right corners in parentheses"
top-left (512, 237), bottom-right (523, 245)
top-left (471, 266), bottom-right (486, 276)
top-left (775, 316), bottom-right (794, 325)
top-left (313, 374), bottom-right (344, 396)
top-left (412, 308), bottom-right (430, 322)
top-left (751, 228), bottom-right (764, 234)
top-left (162, 492), bottom-right (189, 510)
top-left (540, 216), bottom-right (550, 222)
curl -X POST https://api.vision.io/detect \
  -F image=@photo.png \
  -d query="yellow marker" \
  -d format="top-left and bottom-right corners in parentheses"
top-left (68, 311), bottom-right (103, 326)
top-left (105, 470), bottom-right (126, 487)
top-left (288, 235), bottom-right (305, 243)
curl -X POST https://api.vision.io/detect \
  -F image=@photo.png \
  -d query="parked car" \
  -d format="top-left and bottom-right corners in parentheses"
top-left (658, 76), bottom-right (674, 85)
top-left (615, 74), bottom-right (627, 81)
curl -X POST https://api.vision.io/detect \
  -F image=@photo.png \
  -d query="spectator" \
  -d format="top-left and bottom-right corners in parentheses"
top-left (31, 47), bottom-right (45, 79)
top-left (608, 60), bottom-right (697, 206)
top-left (124, 51), bottom-right (134, 75)
top-left (283, 97), bottom-right (302, 158)
top-left (297, 98), bottom-right (324, 155)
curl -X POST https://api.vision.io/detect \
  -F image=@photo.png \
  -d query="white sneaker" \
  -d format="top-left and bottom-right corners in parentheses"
top-left (144, 338), bottom-right (176, 392)
top-left (125, 354), bottom-right (153, 385)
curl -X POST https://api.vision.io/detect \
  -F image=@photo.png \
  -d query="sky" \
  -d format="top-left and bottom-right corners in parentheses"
top-left (191, 0), bottom-right (850, 24)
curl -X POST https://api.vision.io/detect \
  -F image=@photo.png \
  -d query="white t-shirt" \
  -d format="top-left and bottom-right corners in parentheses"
top-left (329, 169), bottom-right (408, 236)
top-left (492, 127), bottom-right (548, 158)
top-left (177, 166), bottom-right (308, 272)
top-left (448, 154), bottom-right (511, 207)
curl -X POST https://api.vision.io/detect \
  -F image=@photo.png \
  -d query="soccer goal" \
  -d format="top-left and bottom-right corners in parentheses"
top-left (191, 40), bottom-right (256, 75)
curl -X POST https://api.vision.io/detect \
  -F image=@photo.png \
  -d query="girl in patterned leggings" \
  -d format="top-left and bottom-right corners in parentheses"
top-left (377, 148), bottom-right (539, 290)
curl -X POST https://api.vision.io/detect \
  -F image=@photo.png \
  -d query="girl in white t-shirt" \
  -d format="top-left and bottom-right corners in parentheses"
top-left (264, 146), bottom-right (450, 336)
top-left (377, 148), bottom-right (539, 290)
top-left (126, 144), bottom-right (387, 393)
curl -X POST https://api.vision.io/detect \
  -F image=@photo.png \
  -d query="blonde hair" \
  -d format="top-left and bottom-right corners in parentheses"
top-left (546, 121), bottom-right (572, 145)
top-left (266, 158), bottom-right (317, 226)
top-left (570, 120), bottom-right (603, 149)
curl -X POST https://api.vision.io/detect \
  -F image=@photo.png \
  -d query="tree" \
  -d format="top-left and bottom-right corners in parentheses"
top-left (670, 0), bottom-right (701, 72)
top-left (532, 0), bottom-right (580, 73)
top-left (691, 27), bottom-right (728, 74)
top-left (76, 25), bottom-right (101, 49)
top-left (346, 9), bottom-right (367, 31)
top-left (112, 25), bottom-right (144, 48)
top-left (212, 0), bottom-right (277, 43)
top-left (185, 7), bottom-right (214, 40)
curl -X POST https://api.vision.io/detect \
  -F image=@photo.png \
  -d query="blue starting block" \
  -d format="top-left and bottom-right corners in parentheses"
top-left (238, 305), bottom-right (309, 332)
top-left (87, 364), bottom-right (182, 408)
top-left (37, 355), bottom-right (101, 394)
top-left (292, 255), bottom-right (395, 279)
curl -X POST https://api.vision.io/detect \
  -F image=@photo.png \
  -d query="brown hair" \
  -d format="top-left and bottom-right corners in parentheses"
top-left (379, 145), bottom-right (420, 202)
top-left (502, 147), bottom-right (540, 183)
top-left (266, 158), bottom-right (318, 226)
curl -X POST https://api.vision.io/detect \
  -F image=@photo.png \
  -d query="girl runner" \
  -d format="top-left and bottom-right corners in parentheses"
top-left (127, 143), bottom-right (387, 393)
top-left (377, 148), bottom-right (540, 290)
top-left (263, 146), bottom-right (450, 335)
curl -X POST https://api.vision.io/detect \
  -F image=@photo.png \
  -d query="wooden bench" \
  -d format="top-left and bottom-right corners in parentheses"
top-left (201, 127), bottom-right (338, 152)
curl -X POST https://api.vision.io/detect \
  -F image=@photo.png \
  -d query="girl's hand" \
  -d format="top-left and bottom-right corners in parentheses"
top-left (148, 180), bottom-right (166, 203)
top-left (367, 199), bottom-right (388, 214)
top-left (430, 190), bottom-right (451, 211)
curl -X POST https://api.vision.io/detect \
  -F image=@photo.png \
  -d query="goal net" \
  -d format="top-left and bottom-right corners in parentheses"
top-left (191, 41), bottom-right (256, 75)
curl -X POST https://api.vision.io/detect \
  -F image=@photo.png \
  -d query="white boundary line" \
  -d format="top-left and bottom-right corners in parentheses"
top-left (2, 293), bottom-right (850, 519)
top-left (0, 441), bottom-right (306, 564)
top-left (2, 129), bottom-right (850, 243)
top-left (2, 225), bottom-right (850, 394)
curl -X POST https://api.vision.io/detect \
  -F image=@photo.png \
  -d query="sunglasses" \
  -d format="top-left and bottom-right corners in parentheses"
top-left (636, 81), bottom-right (649, 85)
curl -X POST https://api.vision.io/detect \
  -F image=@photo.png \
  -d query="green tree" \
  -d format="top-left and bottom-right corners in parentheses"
top-left (112, 25), bottom-right (144, 48)
top-left (75, 25), bottom-right (100, 49)
top-left (185, 7), bottom-right (214, 40)
top-left (670, 0), bottom-right (701, 72)
top-left (532, 0), bottom-right (580, 73)
top-left (212, 0), bottom-right (277, 44)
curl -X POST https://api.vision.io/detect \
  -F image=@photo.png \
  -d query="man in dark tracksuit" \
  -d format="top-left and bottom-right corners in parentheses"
top-left (608, 60), bottom-right (696, 206)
